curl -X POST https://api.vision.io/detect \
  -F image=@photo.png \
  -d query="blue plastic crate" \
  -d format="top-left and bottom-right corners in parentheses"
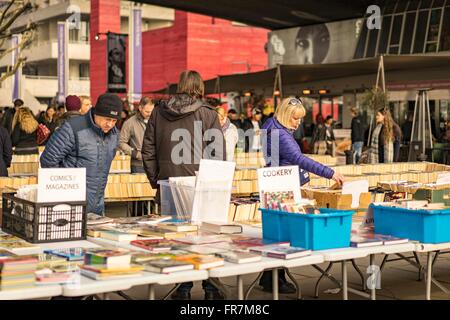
top-left (261, 208), bottom-right (354, 250)
top-left (373, 204), bottom-right (450, 244)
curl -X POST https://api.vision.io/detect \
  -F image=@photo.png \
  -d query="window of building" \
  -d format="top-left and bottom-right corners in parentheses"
top-left (425, 8), bottom-right (442, 52)
top-left (353, 22), bottom-right (368, 59)
top-left (389, 14), bottom-right (404, 54)
top-left (413, 10), bottom-right (429, 53)
top-left (79, 63), bottom-right (89, 78)
top-left (378, 16), bottom-right (392, 54)
top-left (366, 28), bottom-right (379, 57)
top-left (439, 6), bottom-right (450, 50)
top-left (401, 12), bottom-right (417, 53)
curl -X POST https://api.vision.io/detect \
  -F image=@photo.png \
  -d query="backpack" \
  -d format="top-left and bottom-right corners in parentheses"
top-left (37, 123), bottom-right (51, 145)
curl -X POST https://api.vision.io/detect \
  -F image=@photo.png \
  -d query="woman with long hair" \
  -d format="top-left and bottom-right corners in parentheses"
top-left (11, 107), bottom-right (39, 155)
top-left (369, 108), bottom-right (394, 163)
top-left (38, 106), bottom-right (58, 141)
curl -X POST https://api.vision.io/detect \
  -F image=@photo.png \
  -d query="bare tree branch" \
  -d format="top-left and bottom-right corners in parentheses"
top-left (0, 56), bottom-right (25, 82)
top-left (0, 1), bottom-right (32, 35)
top-left (0, 0), bottom-right (16, 28)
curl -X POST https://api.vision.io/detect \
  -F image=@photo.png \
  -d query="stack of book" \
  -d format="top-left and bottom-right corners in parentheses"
top-left (109, 153), bottom-right (131, 173)
top-left (0, 256), bottom-right (38, 290)
top-left (35, 254), bottom-right (81, 285)
top-left (0, 176), bottom-right (38, 189)
top-left (350, 229), bottom-right (408, 248)
top-left (44, 248), bottom-right (86, 262)
top-left (228, 198), bottom-right (260, 222)
top-left (81, 248), bottom-right (143, 280)
top-left (0, 235), bottom-right (41, 255)
top-left (249, 245), bottom-right (312, 260)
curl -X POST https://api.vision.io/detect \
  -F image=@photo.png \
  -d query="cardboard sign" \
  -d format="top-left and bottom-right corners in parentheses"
top-left (342, 180), bottom-right (369, 209)
top-left (37, 168), bottom-right (86, 203)
top-left (257, 166), bottom-right (301, 209)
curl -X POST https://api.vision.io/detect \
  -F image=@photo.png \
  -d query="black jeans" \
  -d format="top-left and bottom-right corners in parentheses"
top-left (178, 281), bottom-right (218, 293)
top-left (259, 269), bottom-right (288, 287)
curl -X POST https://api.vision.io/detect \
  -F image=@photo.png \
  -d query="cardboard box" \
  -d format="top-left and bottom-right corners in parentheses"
top-left (302, 188), bottom-right (372, 210)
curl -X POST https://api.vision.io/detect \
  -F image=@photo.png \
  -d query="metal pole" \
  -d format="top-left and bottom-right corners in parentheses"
top-left (148, 284), bottom-right (155, 300)
top-left (370, 254), bottom-right (376, 300)
top-left (237, 275), bottom-right (244, 300)
top-left (272, 269), bottom-right (279, 300)
top-left (342, 260), bottom-right (348, 300)
top-left (426, 91), bottom-right (433, 149)
top-left (426, 252), bottom-right (432, 300)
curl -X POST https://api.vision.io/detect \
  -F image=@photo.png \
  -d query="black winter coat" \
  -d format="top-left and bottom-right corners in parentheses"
top-left (0, 127), bottom-right (12, 176)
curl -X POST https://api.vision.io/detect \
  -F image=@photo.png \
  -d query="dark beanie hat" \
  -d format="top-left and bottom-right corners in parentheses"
top-left (93, 93), bottom-right (123, 120)
top-left (65, 95), bottom-right (81, 112)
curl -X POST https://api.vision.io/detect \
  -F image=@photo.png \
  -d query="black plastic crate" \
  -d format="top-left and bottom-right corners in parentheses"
top-left (1, 192), bottom-right (87, 243)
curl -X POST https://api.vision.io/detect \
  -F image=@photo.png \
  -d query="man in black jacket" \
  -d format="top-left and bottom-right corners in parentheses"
top-left (350, 107), bottom-right (365, 163)
top-left (142, 70), bottom-right (225, 301)
top-left (1, 99), bottom-right (24, 134)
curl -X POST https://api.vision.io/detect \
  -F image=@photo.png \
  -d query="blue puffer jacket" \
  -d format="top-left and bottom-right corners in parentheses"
top-left (40, 109), bottom-right (118, 215)
top-left (262, 117), bottom-right (334, 185)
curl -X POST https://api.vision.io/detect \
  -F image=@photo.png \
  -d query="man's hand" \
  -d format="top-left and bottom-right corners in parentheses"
top-left (332, 172), bottom-right (345, 185)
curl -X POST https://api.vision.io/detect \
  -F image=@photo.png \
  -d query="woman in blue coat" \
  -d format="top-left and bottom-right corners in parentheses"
top-left (259, 97), bottom-right (344, 293)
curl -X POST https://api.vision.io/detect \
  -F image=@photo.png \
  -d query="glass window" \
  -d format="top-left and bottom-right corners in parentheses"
top-left (395, 1), bottom-right (408, 12)
top-left (427, 9), bottom-right (442, 42)
top-left (79, 64), bottom-right (89, 78)
top-left (432, 0), bottom-right (445, 7)
top-left (401, 12), bottom-right (417, 53)
top-left (384, 1), bottom-right (396, 14)
top-left (366, 28), bottom-right (379, 57)
top-left (407, 0), bottom-right (421, 10)
top-left (390, 15), bottom-right (404, 46)
top-left (353, 22), bottom-right (368, 59)
top-left (420, 0), bottom-right (433, 9)
top-left (439, 6), bottom-right (450, 50)
top-left (378, 16), bottom-right (392, 54)
top-left (413, 10), bottom-right (429, 52)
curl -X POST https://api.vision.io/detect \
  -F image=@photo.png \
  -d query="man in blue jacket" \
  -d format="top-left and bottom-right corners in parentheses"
top-left (40, 93), bottom-right (122, 216)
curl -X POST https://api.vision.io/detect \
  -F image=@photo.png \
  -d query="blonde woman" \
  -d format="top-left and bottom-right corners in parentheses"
top-left (259, 97), bottom-right (344, 293)
top-left (11, 107), bottom-right (39, 155)
top-left (369, 108), bottom-right (394, 164)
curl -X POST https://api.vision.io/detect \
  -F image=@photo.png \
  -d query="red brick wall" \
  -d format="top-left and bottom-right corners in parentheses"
top-left (90, 0), bottom-right (121, 104)
top-left (142, 11), bottom-right (268, 93)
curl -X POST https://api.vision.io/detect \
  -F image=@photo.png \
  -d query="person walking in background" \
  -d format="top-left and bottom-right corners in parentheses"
top-left (393, 120), bottom-right (402, 162)
top-left (116, 110), bottom-right (129, 130)
top-left (401, 112), bottom-right (413, 144)
top-left (56, 95), bottom-right (82, 129)
top-left (324, 115), bottom-right (336, 156)
top-left (350, 107), bottom-right (365, 163)
top-left (1, 99), bottom-right (24, 134)
top-left (11, 107), bottom-right (39, 155)
top-left (56, 105), bottom-right (65, 118)
top-left (79, 95), bottom-right (92, 115)
top-left (369, 108), bottom-right (394, 164)
top-left (40, 93), bottom-right (123, 216)
top-left (119, 97), bottom-right (154, 174)
top-left (248, 108), bottom-right (263, 152)
top-left (38, 106), bottom-right (58, 140)
top-left (217, 107), bottom-right (238, 161)
top-left (311, 113), bottom-right (326, 154)
top-left (0, 126), bottom-right (12, 177)
top-left (142, 70), bottom-right (225, 300)
top-left (227, 109), bottom-right (241, 129)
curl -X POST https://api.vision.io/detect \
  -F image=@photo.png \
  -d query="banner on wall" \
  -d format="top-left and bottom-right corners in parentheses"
top-left (132, 7), bottom-right (142, 102)
top-left (57, 22), bottom-right (68, 104)
top-left (107, 32), bottom-right (127, 93)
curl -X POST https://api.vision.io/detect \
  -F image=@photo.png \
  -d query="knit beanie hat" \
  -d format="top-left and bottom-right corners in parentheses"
top-left (93, 93), bottom-right (123, 120)
top-left (65, 95), bottom-right (81, 112)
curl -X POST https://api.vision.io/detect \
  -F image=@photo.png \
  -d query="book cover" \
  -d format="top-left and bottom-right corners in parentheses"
top-left (44, 248), bottom-right (85, 261)
top-left (249, 245), bottom-right (312, 259)
top-left (200, 222), bottom-right (243, 234)
top-left (100, 230), bottom-right (138, 242)
top-left (157, 222), bottom-right (199, 232)
top-left (130, 239), bottom-right (175, 253)
top-left (174, 254), bottom-right (224, 270)
top-left (215, 251), bottom-right (262, 264)
top-left (84, 248), bottom-right (131, 267)
top-left (173, 235), bottom-right (231, 245)
top-left (131, 250), bottom-right (190, 263)
top-left (231, 236), bottom-right (290, 248)
top-left (350, 235), bottom-right (383, 248)
top-left (81, 264), bottom-right (144, 274)
top-left (139, 259), bottom-right (194, 274)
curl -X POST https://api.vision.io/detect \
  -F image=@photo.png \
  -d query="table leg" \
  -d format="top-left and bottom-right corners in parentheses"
top-left (369, 254), bottom-right (376, 300)
top-left (342, 260), bottom-right (348, 300)
top-left (313, 262), bottom-right (334, 298)
top-left (148, 284), bottom-right (155, 300)
top-left (426, 252), bottom-right (433, 300)
top-left (272, 269), bottom-right (279, 300)
top-left (244, 272), bottom-right (264, 300)
top-left (237, 275), bottom-right (244, 300)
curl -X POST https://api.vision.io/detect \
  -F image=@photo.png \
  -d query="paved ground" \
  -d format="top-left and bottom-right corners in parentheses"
top-left (102, 202), bottom-right (450, 301)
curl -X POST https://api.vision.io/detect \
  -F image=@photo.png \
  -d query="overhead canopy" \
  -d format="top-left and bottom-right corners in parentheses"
top-left (136, 0), bottom-right (390, 30)
top-left (150, 55), bottom-right (450, 96)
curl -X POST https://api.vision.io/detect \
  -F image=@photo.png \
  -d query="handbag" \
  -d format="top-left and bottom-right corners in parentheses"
top-left (37, 123), bottom-right (51, 145)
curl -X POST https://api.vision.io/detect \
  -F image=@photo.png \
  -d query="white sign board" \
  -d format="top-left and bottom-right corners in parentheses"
top-left (342, 180), bottom-right (369, 209)
top-left (436, 172), bottom-right (450, 186)
top-left (257, 166), bottom-right (301, 209)
top-left (37, 168), bottom-right (86, 203)
top-left (191, 159), bottom-right (236, 224)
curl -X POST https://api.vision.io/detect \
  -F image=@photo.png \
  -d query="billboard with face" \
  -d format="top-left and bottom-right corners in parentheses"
top-left (268, 19), bottom-right (362, 67)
